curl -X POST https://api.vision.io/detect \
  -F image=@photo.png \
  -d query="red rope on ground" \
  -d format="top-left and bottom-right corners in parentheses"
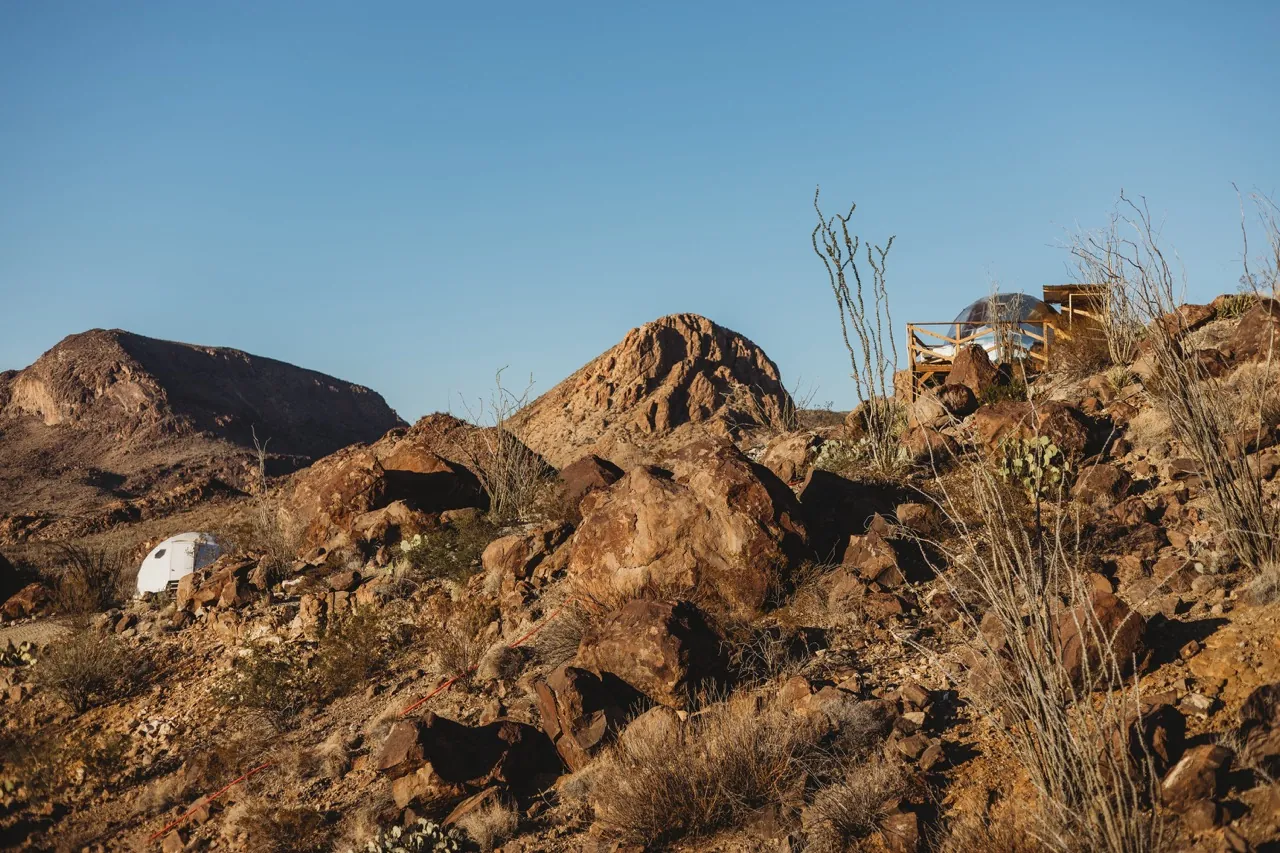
top-left (146, 761), bottom-right (273, 843)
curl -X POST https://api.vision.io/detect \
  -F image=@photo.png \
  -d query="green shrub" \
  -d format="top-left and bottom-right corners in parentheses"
top-left (213, 641), bottom-right (309, 729)
top-left (309, 607), bottom-right (393, 702)
top-left (399, 516), bottom-right (499, 582)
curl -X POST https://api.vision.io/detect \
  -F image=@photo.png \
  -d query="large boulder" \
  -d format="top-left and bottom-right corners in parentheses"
top-left (534, 664), bottom-right (641, 771)
top-left (759, 432), bottom-right (822, 484)
top-left (796, 469), bottom-right (904, 565)
top-left (574, 599), bottom-right (728, 710)
top-left (374, 713), bottom-right (561, 807)
top-left (287, 434), bottom-right (488, 547)
top-left (0, 582), bottom-right (51, 620)
top-left (947, 344), bottom-right (1001, 396)
top-left (970, 401), bottom-right (1096, 458)
top-left (565, 439), bottom-right (808, 618)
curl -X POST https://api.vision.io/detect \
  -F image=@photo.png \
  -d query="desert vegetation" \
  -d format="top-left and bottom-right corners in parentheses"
top-left (3, 193), bottom-right (1280, 852)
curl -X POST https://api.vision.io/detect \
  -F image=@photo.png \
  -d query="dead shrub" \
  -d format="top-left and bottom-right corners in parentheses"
top-left (805, 760), bottom-right (907, 852)
top-left (1225, 361), bottom-right (1280, 433)
top-left (1051, 325), bottom-right (1112, 379)
top-left (44, 543), bottom-right (130, 614)
top-left (418, 597), bottom-right (498, 680)
top-left (924, 426), bottom-right (1163, 853)
top-left (1075, 192), bottom-right (1280, 574)
top-left (309, 606), bottom-right (394, 702)
top-left (223, 797), bottom-right (333, 853)
top-left (456, 796), bottom-right (520, 852)
top-left (35, 629), bottom-right (136, 712)
top-left (460, 369), bottom-right (555, 522)
top-left (587, 691), bottom-right (821, 845)
top-left (212, 641), bottom-right (309, 730)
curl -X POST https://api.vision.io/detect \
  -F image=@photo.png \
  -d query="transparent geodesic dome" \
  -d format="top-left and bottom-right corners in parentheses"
top-left (916, 293), bottom-right (1059, 361)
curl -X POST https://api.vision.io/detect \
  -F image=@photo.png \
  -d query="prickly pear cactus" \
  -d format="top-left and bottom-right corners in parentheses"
top-left (997, 435), bottom-right (1070, 498)
top-left (363, 818), bottom-right (468, 852)
top-left (0, 641), bottom-right (37, 667)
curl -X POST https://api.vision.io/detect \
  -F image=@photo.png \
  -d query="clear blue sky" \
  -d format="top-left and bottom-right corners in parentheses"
top-left (2, 2), bottom-right (1277, 419)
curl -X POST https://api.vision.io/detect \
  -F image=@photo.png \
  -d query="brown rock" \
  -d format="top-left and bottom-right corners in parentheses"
top-left (375, 712), bottom-right (560, 793)
top-left (1072, 463), bottom-right (1132, 511)
top-left (1055, 591), bottom-right (1144, 686)
top-left (0, 582), bottom-right (51, 619)
top-left (534, 665), bottom-right (639, 771)
top-left (482, 522), bottom-right (574, 592)
top-left (900, 426), bottom-right (959, 466)
top-left (574, 599), bottom-right (727, 709)
top-left (841, 517), bottom-right (904, 588)
top-left (1239, 682), bottom-right (1280, 777)
top-left (566, 439), bottom-right (807, 618)
top-left (759, 432), bottom-right (821, 483)
top-left (948, 344), bottom-right (1000, 396)
top-left (1124, 702), bottom-right (1186, 776)
top-left (557, 455), bottom-right (624, 515)
top-left (1227, 299), bottom-right (1280, 363)
top-left (880, 810), bottom-right (921, 853)
top-left (971, 400), bottom-right (1096, 457)
top-left (1161, 744), bottom-right (1233, 810)
top-left (895, 502), bottom-right (941, 537)
top-left (509, 313), bottom-right (792, 468)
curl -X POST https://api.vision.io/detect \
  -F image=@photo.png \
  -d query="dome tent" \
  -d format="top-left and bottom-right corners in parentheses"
top-left (917, 292), bottom-right (1059, 361)
top-left (136, 532), bottom-right (221, 595)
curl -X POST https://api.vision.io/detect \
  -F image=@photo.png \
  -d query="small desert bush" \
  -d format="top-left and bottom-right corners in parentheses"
top-left (419, 597), bottom-right (499, 679)
top-left (456, 797), bottom-right (519, 852)
top-left (530, 598), bottom-right (594, 668)
top-left (1215, 292), bottom-right (1257, 320)
top-left (587, 691), bottom-right (822, 845)
top-left (978, 380), bottom-right (1029, 406)
top-left (45, 543), bottom-right (130, 614)
top-left (225, 797), bottom-right (333, 853)
top-left (805, 760), bottom-right (907, 852)
top-left (1225, 361), bottom-right (1280, 433)
top-left (309, 607), bottom-right (394, 702)
top-left (399, 516), bottom-right (500, 583)
top-left (213, 641), bottom-right (309, 730)
top-left (35, 630), bottom-right (136, 712)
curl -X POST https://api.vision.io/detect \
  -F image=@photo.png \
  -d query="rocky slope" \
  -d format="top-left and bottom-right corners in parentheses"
top-left (510, 313), bottom-right (792, 468)
top-left (4, 299), bottom-right (1280, 852)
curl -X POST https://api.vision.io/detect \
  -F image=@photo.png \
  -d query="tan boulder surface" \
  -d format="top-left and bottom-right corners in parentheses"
top-left (509, 313), bottom-right (791, 468)
top-left (565, 438), bottom-right (808, 618)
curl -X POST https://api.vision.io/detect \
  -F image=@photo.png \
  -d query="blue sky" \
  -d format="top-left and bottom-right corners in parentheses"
top-left (2, 2), bottom-right (1277, 418)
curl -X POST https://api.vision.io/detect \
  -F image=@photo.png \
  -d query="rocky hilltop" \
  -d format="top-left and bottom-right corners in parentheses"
top-left (510, 313), bottom-right (792, 468)
top-left (0, 329), bottom-right (405, 542)
top-left (1, 329), bottom-right (403, 457)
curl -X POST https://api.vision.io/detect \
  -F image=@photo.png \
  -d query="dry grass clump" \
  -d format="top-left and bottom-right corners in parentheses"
top-left (529, 598), bottom-right (594, 668)
top-left (44, 543), bottom-right (130, 614)
top-left (587, 691), bottom-right (818, 845)
top-left (805, 760), bottom-right (907, 852)
top-left (35, 629), bottom-right (137, 712)
top-left (223, 797), bottom-right (333, 853)
top-left (455, 796), bottom-right (520, 852)
top-left (418, 597), bottom-right (499, 679)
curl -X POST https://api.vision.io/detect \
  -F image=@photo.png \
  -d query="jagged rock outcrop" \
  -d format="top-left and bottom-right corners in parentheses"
top-left (510, 314), bottom-right (791, 468)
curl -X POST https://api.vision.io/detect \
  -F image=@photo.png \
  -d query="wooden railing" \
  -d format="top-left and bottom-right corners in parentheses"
top-left (906, 320), bottom-right (1053, 398)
